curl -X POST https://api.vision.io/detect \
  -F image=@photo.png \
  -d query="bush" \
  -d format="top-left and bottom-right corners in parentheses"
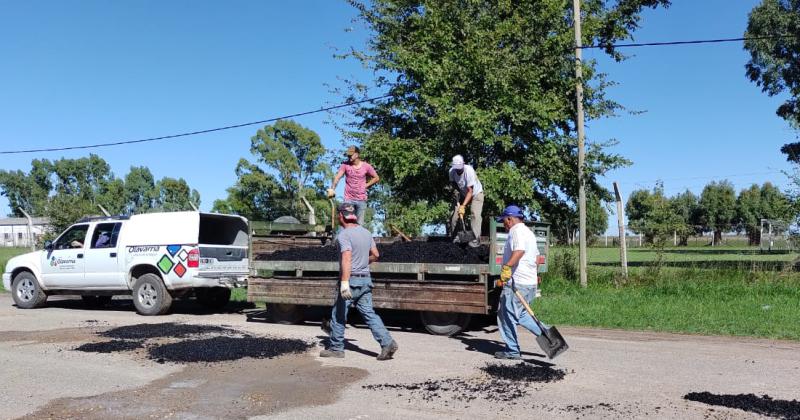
top-left (547, 247), bottom-right (578, 282)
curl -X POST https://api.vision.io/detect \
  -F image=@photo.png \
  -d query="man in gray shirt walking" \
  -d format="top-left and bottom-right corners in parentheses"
top-left (320, 203), bottom-right (398, 360)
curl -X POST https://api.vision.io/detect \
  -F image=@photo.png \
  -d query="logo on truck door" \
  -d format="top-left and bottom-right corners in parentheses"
top-left (50, 256), bottom-right (77, 268)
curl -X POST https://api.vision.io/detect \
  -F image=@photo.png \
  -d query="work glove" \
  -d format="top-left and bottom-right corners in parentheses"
top-left (340, 280), bottom-right (353, 300)
top-left (495, 265), bottom-right (512, 288)
top-left (326, 188), bottom-right (336, 198)
top-left (458, 205), bottom-right (466, 218)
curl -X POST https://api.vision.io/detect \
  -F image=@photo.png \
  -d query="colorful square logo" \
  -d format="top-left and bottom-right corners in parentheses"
top-left (177, 249), bottom-right (188, 261)
top-left (167, 245), bottom-right (181, 257)
top-left (157, 255), bottom-right (174, 274)
top-left (173, 262), bottom-right (187, 278)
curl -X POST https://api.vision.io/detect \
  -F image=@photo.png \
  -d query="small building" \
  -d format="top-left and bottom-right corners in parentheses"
top-left (0, 217), bottom-right (50, 248)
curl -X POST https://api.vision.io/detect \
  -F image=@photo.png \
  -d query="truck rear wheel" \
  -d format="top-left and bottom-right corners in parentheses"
top-left (11, 272), bottom-right (47, 309)
top-left (420, 311), bottom-right (471, 336)
top-left (196, 287), bottom-right (231, 310)
top-left (132, 273), bottom-right (173, 316)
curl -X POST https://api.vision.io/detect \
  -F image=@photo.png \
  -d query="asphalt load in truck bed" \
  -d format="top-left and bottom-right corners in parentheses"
top-left (256, 241), bottom-right (490, 264)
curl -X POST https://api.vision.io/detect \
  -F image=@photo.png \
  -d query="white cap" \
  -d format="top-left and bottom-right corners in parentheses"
top-left (451, 154), bottom-right (465, 169)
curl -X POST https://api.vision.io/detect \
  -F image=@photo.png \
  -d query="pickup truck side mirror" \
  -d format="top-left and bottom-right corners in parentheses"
top-left (44, 240), bottom-right (53, 251)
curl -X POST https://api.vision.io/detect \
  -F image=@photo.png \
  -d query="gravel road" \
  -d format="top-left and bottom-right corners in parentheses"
top-left (0, 293), bottom-right (798, 419)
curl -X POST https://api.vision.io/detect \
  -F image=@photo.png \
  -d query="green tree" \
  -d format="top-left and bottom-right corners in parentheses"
top-left (745, 0), bottom-right (800, 129)
top-left (124, 166), bottom-right (157, 214)
top-left (737, 182), bottom-right (792, 245)
top-left (215, 120), bottom-right (332, 223)
top-left (699, 181), bottom-right (736, 246)
top-left (670, 190), bottom-right (700, 245)
top-left (154, 177), bottom-right (201, 212)
top-left (0, 159), bottom-right (51, 217)
top-left (341, 0), bottom-right (668, 233)
top-left (625, 184), bottom-right (684, 245)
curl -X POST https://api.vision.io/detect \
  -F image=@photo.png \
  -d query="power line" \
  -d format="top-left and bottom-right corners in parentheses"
top-left (581, 34), bottom-right (796, 50)
top-left (0, 94), bottom-right (392, 155)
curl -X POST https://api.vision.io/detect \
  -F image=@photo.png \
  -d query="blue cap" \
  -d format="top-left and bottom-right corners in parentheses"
top-left (496, 205), bottom-right (524, 222)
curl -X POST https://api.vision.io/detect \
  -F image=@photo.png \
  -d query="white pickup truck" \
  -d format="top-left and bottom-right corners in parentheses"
top-left (2, 211), bottom-right (249, 315)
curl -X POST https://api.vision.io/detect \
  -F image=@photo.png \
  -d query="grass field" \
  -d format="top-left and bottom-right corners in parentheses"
top-left (537, 246), bottom-right (800, 340)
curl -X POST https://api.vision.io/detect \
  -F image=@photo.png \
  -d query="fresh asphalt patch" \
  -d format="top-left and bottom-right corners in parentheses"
top-left (363, 362), bottom-right (567, 405)
top-left (684, 392), bottom-right (800, 419)
top-left (148, 336), bottom-right (312, 363)
top-left (75, 322), bottom-right (313, 364)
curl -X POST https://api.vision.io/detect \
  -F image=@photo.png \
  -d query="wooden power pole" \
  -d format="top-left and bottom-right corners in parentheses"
top-left (573, 0), bottom-right (588, 288)
top-left (613, 182), bottom-right (628, 278)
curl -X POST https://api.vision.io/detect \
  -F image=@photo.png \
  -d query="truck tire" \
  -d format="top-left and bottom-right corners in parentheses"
top-left (82, 295), bottom-right (112, 308)
top-left (267, 303), bottom-right (304, 324)
top-left (132, 273), bottom-right (173, 316)
top-left (196, 287), bottom-right (231, 311)
top-left (420, 311), bottom-right (471, 336)
top-left (11, 271), bottom-right (47, 309)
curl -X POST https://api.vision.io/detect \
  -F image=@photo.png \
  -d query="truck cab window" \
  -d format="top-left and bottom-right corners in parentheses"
top-left (54, 225), bottom-right (89, 250)
top-left (91, 223), bottom-right (122, 249)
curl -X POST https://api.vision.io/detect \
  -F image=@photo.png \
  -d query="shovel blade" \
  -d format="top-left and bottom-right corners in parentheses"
top-left (454, 231), bottom-right (476, 244)
top-left (535, 326), bottom-right (569, 359)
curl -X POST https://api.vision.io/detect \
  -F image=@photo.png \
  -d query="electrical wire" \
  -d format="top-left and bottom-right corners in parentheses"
top-left (580, 34), bottom-right (796, 49)
top-left (0, 94), bottom-right (392, 155)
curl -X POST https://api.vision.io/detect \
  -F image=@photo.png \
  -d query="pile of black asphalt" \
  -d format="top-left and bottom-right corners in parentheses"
top-left (256, 240), bottom-right (490, 264)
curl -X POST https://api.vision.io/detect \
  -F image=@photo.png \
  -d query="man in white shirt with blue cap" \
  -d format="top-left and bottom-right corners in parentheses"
top-left (494, 204), bottom-right (542, 360)
top-left (448, 154), bottom-right (484, 247)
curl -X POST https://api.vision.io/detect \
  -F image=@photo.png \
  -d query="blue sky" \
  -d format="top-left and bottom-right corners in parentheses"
top-left (1, 1), bottom-right (797, 233)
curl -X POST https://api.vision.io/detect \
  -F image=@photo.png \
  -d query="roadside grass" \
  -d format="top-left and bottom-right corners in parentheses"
top-left (538, 247), bottom-right (800, 340)
top-left (0, 248), bottom-right (29, 292)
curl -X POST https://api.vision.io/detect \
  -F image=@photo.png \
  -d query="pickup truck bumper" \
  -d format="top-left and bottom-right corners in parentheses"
top-left (2, 273), bottom-right (10, 291)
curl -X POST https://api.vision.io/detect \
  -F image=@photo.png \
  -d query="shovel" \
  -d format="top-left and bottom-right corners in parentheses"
top-left (511, 281), bottom-right (569, 359)
top-left (453, 212), bottom-right (476, 244)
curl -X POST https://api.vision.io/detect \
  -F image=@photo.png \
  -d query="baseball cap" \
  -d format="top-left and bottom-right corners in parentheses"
top-left (451, 154), bottom-right (465, 169)
top-left (345, 145), bottom-right (360, 156)
top-left (337, 202), bottom-right (358, 222)
top-left (496, 205), bottom-right (525, 222)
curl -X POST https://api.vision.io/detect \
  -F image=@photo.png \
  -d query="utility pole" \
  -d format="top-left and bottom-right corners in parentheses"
top-left (573, 0), bottom-right (588, 288)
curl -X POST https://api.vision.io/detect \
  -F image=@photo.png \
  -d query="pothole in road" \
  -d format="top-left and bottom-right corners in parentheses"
top-left (684, 392), bottom-right (800, 419)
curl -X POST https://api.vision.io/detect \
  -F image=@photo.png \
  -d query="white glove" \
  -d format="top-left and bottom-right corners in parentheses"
top-left (340, 280), bottom-right (352, 300)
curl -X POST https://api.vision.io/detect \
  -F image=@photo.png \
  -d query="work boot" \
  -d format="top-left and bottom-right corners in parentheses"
top-left (319, 349), bottom-right (345, 358)
top-left (377, 340), bottom-right (398, 360)
top-left (494, 351), bottom-right (521, 360)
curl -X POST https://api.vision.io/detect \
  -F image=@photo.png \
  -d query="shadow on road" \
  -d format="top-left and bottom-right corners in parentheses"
top-left (40, 296), bottom-right (256, 315)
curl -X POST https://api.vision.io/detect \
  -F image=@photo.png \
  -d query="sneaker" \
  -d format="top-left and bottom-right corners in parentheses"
top-left (494, 351), bottom-right (521, 360)
top-left (377, 340), bottom-right (398, 360)
top-left (319, 349), bottom-right (345, 358)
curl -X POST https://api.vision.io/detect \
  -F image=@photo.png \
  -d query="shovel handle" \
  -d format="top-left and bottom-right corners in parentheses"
top-left (511, 282), bottom-right (547, 331)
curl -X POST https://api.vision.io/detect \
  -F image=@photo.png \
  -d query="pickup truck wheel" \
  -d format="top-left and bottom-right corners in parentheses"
top-left (267, 303), bottom-right (304, 324)
top-left (132, 274), bottom-right (173, 316)
top-left (11, 272), bottom-right (47, 309)
top-left (196, 287), bottom-right (231, 310)
top-left (420, 311), bottom-right (471, 336)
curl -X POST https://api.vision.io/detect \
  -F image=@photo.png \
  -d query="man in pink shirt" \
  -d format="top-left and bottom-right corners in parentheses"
top-left (328, 145), bottom-right (380, 225)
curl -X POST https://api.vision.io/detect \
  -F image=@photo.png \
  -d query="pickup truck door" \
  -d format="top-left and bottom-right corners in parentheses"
top-left (41, 224), bottom-right (89, 288)
top-left (84, 222), bottom-right (125, 288)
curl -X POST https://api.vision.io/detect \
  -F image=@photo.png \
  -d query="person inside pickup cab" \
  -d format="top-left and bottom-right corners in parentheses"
top-left (94, 231), bottom-right (111, 248)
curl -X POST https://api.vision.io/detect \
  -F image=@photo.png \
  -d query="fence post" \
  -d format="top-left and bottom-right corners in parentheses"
top-left (613, 182), bottom-right (628, 278)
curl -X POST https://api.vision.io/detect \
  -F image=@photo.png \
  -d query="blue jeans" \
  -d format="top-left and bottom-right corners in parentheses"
top-left (497, 283), bottom-right (543, 357)
top-left (328, 277), bottom-right (393, 352)
top-left (345, 200), bottom-right (367, 226)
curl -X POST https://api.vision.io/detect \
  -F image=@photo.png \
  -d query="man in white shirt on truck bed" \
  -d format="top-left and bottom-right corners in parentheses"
top-left (448, 154), bottom-right (484, 247)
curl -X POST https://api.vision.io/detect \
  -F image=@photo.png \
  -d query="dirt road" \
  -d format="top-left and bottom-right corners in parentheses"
top-left (0, 293), bottom-right (798, 419)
